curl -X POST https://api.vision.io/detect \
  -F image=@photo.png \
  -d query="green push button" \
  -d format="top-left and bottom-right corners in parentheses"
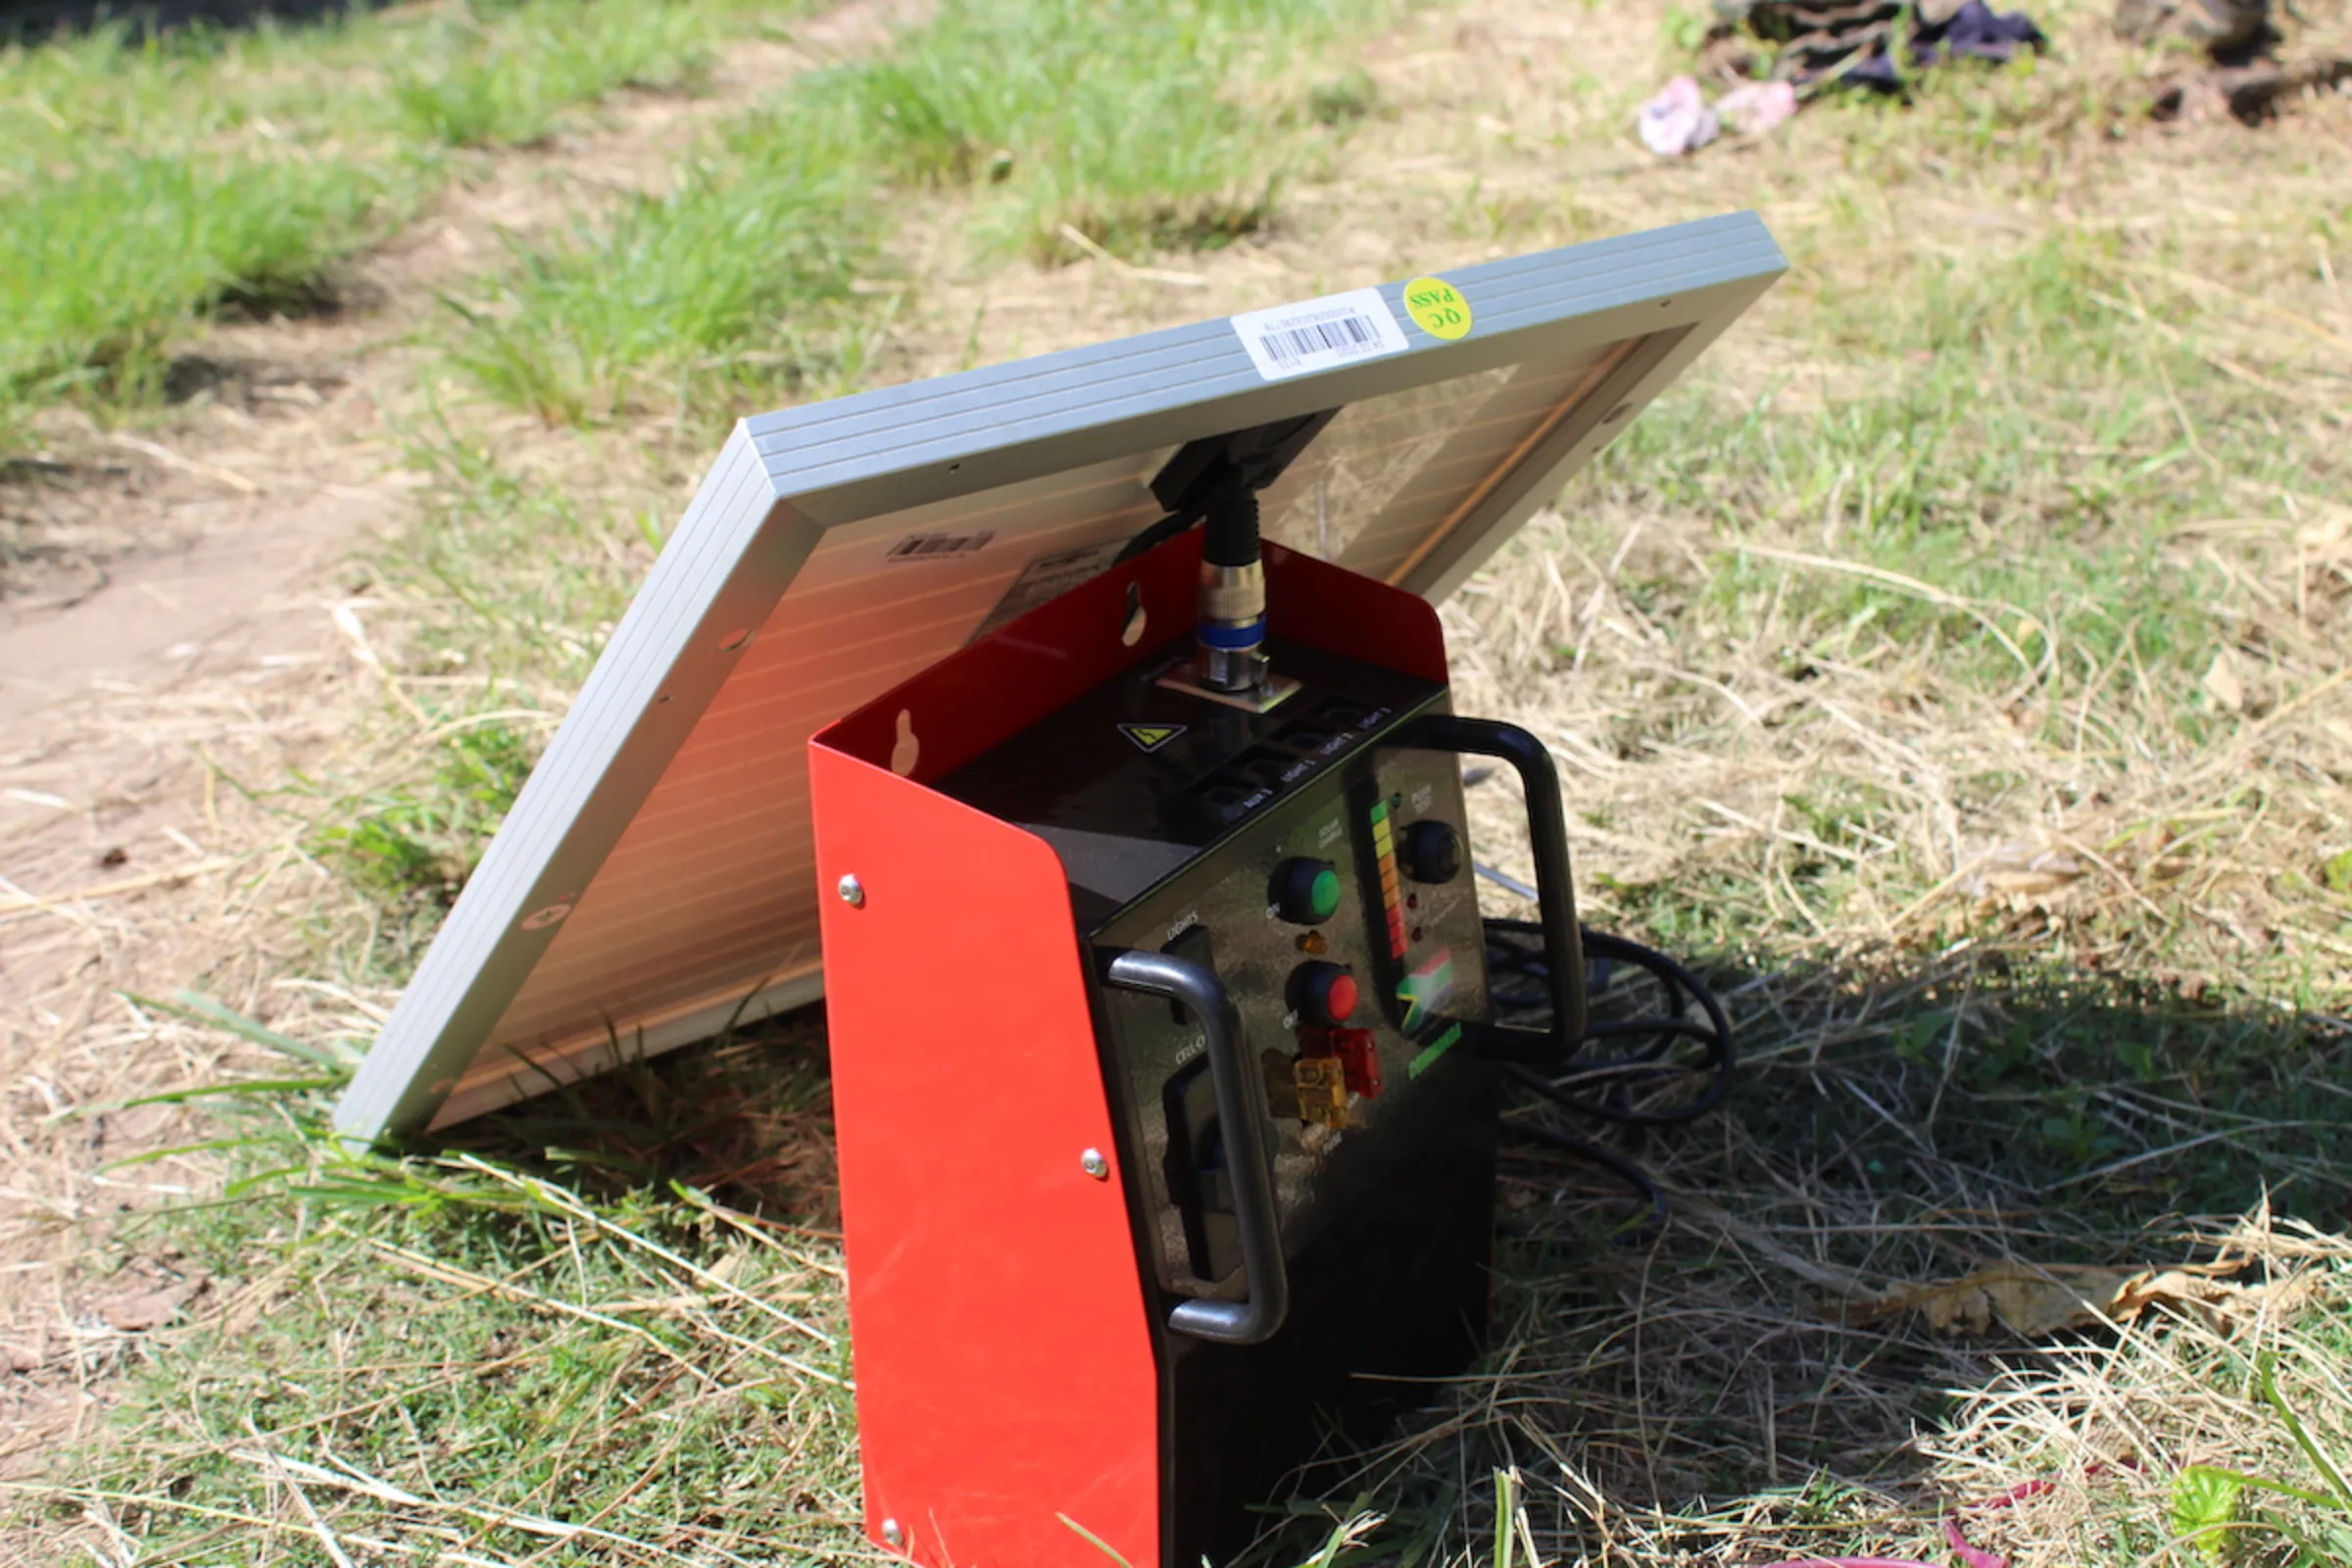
top-left (1308, 867), bottom-right (1340, 920)
top-left (1273, 858), bottom-right (1343, 925)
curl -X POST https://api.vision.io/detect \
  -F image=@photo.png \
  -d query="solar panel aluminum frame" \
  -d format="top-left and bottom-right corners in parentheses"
top-left (333, 212), bottom-right (1787, 1146)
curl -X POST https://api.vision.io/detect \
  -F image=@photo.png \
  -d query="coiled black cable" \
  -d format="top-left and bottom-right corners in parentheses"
top-left (1478, 868), bottom-right (1737, 1247)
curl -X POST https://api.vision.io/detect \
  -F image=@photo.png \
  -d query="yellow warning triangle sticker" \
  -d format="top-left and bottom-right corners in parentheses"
top-left (1119, 722), bottom-right (1186, 753)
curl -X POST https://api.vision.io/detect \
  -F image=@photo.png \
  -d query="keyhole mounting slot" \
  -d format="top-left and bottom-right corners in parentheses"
top-left (890, 709), bottom-right (920, 776)
top-left (1120, 581), bottom-right (1148, 647)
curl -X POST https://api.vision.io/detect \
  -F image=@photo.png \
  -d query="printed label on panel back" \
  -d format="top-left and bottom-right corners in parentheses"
top-left (1230, 288), bottom-right (1408, 381)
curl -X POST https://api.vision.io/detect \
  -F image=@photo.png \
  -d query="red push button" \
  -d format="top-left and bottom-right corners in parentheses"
top-left (1288, 961), bottom-right (1359, 1026)
top-left (1326, 971), bottom-right (1359, 1021)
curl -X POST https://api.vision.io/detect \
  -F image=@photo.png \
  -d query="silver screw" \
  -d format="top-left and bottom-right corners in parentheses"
top-left (881, 1519), bottom-right (904, 1548)
top-left (1080, 1149), bottom-right (1109, 1180)
top-left (837, 874), bottom-right (865, 907)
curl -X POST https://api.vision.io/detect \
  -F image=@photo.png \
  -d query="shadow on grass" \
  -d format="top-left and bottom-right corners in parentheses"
top-left (438, 938), bottom-right (2352, 1566)
top-left (3, 0), bottom-right (390, 45)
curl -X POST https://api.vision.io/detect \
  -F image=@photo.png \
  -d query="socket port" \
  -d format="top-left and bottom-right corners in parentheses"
top-left (1310, 696), bottom-right (1379, 732)
top-left (1236, 747), bottom-right (1315, 788)
top-left (1198, 782), bottom-right (1258, 824)
top-left (1268, 721), bottom-right (1347, 759)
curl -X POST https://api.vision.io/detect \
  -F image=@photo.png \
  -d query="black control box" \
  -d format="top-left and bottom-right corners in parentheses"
top-left (937, 637), bottom-right (1501, 1567)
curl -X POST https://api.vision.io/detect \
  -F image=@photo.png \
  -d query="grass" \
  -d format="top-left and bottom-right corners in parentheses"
top-left (2, 152), bottom-right (387, 413)
top-left (387, 0), bottom-right (733, 150)
top-left (440, 108), bottom-right (887, 424)
top-left (812, 0), bottom-right (1397, 261)
top-left (9, 0), bottom-right (2352, 1563)
top-left (296, 416), bottom-right (652, 966)
top-left (435, 0), bottom-right (1414, 425)
top-left (0, 0), bottom-right (790, 450)
top-left (21, 1024), bottom-right (864, 1564)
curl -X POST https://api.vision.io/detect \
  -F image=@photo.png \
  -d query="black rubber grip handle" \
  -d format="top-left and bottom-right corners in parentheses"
top-left (1103, 950), bottom-right (1290, 1346)
top-left (1399, 713), bottom-right (1588, 1062)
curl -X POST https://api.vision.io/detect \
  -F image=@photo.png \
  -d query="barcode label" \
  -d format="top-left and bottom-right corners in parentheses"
top-left (886, 530), bottom-right (995, 561)
top-left (1230, 288), bottom-right (1408, 381)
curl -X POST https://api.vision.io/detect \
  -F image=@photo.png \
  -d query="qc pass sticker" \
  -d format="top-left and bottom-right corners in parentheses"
top-left (1403, 275), bottom-right (1473, 340)
top-left (1229, 288), bottom-right (1408, 381)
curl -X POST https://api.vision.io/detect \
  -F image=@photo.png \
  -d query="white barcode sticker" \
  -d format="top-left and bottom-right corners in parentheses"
top-left (1229, 288), bottom-right (1409, 381)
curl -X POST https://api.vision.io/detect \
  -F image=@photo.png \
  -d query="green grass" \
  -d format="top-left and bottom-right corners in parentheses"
top-left (388, 0), bottom-right (730, 149)
top-left (441, 110), bottom-right (886, 424)
top-left (437, 0), bottom-right (1412, 424)
top-left (1530, 198), bottom-right (2348, 988)
top-left (0, 0), bottom-right (790, 449)
top-left (2, 152), bottom-right (387, 412)
top-left (812, 0), bottom-right (1396, 261)
top-left (21, 1033), bottom-right (863, 1564)
top-left (309, 715), bottom-right (540, 948)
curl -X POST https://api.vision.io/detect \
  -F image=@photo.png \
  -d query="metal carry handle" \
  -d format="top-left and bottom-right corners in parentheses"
top-left (1103, 950), bottom-right (1290, 1346)
top-left (1398, 713), bottom-right (1589, 1063)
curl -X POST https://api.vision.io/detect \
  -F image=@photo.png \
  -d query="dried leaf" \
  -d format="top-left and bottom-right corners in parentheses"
top-left (1858, 1255), bottom-right (2269, 1339)
top-left (98, 1275), bottom-right (205, 1332)
top-left (2203, 647), bottom-right (2247, 712)
top-left (1860, 1265), bottom-right (2139, 1336)
top-left (1961, 843), bottom-right (2082, 900)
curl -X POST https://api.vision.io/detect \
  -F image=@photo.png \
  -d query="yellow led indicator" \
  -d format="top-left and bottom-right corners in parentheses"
top-left (1403, 276), bottom-right (1473, 341)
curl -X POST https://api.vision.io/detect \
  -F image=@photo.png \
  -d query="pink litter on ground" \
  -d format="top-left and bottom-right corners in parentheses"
top-left (1943, 1516), bottom-right (2011, 1568)
top-left (1747, 1559), bottom-right (1944, 1567)
top-left (1717, 78), bottom-right (1799, 135)
top-left (1637, 74), bottom-right (1719, 156)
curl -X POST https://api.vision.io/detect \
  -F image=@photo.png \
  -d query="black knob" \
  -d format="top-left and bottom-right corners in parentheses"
top-left (1400, 819), bottom-right (1461, 884)
top-left (1270, 858), bottom-right (1342, 924)
top-left (1287, 961), bottom-right (1360, 1027)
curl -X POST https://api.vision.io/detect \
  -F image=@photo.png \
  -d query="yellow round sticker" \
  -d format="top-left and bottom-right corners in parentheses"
top-left (1403, 276), bottom-right (1473, 340)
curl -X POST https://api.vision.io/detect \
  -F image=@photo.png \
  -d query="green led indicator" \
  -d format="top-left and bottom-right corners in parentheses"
top-left (1308, 867), bottom-right (1341, 921)
top-left (1408, 1022), bottom-right (1463, 1080)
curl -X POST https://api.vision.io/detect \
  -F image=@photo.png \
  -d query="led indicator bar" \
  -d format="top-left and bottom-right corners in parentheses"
top-left (1367, 800), bottom-right (1407, 959)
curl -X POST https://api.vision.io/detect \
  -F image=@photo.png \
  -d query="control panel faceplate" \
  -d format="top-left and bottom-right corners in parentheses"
top-left (935, 638), bottom-right (1493, 1301)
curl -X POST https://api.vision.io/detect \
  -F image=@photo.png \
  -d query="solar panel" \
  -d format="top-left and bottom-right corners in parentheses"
top-left (335, 213), bottom-right (1786, 1143)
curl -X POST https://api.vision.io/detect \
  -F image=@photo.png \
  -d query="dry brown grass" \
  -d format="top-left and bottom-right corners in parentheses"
top-left (1319, 1204), bottom-right (2352, 1566)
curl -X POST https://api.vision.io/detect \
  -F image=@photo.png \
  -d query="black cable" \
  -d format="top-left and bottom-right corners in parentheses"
top-left (1502, 1120), bottom-right (1670, 1249)
top-left (1113, 510), bottom-right (1197, 564)
top-left (1485, 919), bottom-right (1736, 1125)
top-left (1477, 891), bottom-right (1739, 1247)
